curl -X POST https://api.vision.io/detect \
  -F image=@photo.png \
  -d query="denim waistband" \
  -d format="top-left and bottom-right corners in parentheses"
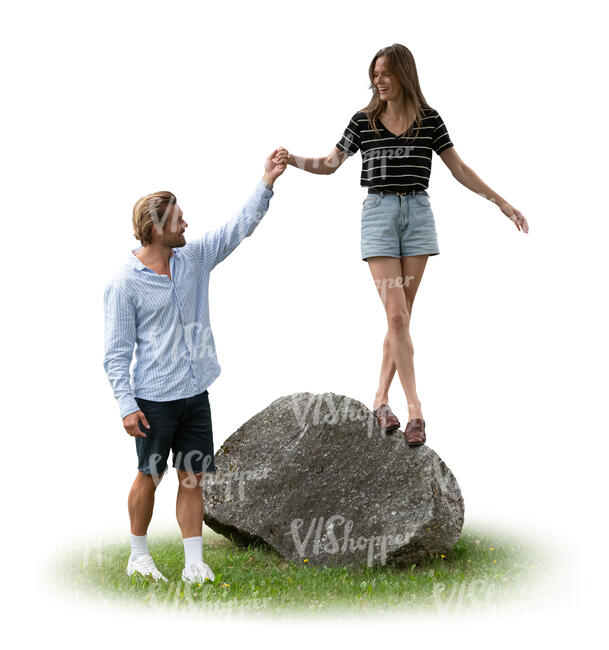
top-left (368, 188), bottom-right (429, 198)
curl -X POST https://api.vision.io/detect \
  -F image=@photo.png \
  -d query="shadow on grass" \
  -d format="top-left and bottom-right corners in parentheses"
top-left (51, 524), bottom-right (549, 617)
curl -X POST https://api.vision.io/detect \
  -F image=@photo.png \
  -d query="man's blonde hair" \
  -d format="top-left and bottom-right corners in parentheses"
top-left (132, 191), bottom-right (177, 246)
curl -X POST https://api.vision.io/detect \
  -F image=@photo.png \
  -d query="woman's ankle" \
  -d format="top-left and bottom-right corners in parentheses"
top-left (373, 394), bottom-right (389, 410)
top-left (407, 401), bottom-right (423, 421)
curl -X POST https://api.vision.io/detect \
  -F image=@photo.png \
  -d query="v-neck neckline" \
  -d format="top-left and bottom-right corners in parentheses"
top-left (378, 115), bottom-right (417, 139)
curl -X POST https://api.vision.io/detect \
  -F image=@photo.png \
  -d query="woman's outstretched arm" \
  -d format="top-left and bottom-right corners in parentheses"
top-left (439, 147), bottom-right (529, 233)
top-left (287, 146), bottom-right (350, 175)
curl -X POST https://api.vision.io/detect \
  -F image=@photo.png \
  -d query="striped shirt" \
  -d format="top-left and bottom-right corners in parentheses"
top-left (335, 107), bottom-right (454, 193)
top-left (103, 181), bottom-right (274, 419)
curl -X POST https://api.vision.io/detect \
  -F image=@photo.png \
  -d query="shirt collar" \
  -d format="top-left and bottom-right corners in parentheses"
top-left (129, 247), bottom-right (176, 271)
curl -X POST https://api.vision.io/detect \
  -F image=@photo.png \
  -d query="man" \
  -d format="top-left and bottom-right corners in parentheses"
top-left (103, 148), bottom-right (288, 584)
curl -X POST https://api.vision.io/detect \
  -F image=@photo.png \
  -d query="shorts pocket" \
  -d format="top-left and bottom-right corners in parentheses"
top-left (362, 194), bottom-right (381, 209)
top-left (414, 192), bottom-right (431, 208)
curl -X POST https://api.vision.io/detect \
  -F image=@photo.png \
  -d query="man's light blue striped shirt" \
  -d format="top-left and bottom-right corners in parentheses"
top-left (103, 180), bottom-right (274, 419)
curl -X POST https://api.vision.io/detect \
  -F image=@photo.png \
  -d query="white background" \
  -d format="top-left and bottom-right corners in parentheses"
top-left (2, 0), bottom-right (607, 646)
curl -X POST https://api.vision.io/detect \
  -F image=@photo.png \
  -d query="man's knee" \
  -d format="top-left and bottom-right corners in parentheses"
top-left (135, 469), bottom-right (164, 490)
top-left (177, 470), bottom-right (204, 489)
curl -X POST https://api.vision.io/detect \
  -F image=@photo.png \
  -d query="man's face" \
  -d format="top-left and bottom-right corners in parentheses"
top-left (160, 203), bottom-right (188, 248)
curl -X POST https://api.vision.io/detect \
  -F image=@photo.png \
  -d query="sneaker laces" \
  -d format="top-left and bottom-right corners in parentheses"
top-left (190, 562), bottom-right (214, 580)
top-left (138, 554), bottom-right (162, 578)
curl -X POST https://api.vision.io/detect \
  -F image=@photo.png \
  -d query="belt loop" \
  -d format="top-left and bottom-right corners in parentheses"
top-left (380, 190), bottom-right (384, 199)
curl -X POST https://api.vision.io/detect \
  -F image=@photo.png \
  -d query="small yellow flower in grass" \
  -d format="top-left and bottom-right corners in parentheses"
top-left (304, 559), bottom-right (309, 563)
top-left (467, 559), bottom-right (471, 563)
top-left (493, 560), bottom-right (497, 564)
top-left (489, 547), bottom-right (495, 551)
top-left (197, 583), bottom-right (202, 587)
top-left (440, 554), bottom-right (445, 559)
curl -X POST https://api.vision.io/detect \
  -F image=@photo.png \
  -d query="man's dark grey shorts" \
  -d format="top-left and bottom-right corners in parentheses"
top-left (134, 390), bottom-right (216, 476)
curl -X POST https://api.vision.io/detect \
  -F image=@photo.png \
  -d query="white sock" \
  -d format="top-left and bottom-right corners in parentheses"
top-left (129, 533), bottom-right (148, 561)
top-left (183, 536), bottom-right (203, 569)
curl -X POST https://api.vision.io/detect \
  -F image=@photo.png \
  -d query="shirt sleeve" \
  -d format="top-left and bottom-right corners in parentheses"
top-left (335, 113), bottom-right (361, 156)
top-left (190, 180), bottom-right (274, 273)
top-left (103, 285), bottom-right (140, 419)
top-left (431, 110), bottom-right (454, 155)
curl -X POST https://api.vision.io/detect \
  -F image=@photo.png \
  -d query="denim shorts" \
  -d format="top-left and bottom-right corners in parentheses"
top-left (361, 190), bottom-right (440, 260)
top-left (134, 390), bottom-right (216, 476)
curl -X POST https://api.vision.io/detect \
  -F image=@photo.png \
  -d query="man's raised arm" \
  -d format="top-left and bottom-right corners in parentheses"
top-left (191, 148), bottom-right (288, 272)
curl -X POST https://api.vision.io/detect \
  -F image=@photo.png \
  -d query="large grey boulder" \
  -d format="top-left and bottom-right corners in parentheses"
top-left (203, 392), bottom-right (464, 568)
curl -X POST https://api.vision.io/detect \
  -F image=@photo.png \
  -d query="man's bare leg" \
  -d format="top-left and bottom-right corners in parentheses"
top-left (176, 470), bottom-right (204, 538)
top-left (128, 470), bottom-right (164, 535)
top-left (126, 470), bottom-right (168, 580)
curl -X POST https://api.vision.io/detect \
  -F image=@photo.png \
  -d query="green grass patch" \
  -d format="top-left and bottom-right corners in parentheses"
top-left (52, 525), bottom-right (546, 616)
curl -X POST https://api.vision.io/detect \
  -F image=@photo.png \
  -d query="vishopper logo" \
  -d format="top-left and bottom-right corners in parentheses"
top-left (148, 197), bottom-right (176, 236)
top-left (206, 466), bottom-right (271, 501)
top-left (148, 191), bottom-right (269, 240)
top-left (145, 450), bottom-right (214, 487)
top-left (431, 579), bottom-right (500, 615)
top-left (288, 394), bottom-right (376, 438)
top-left (145, 579), bottom-right (199, 608)
top-left (363, 146), bottom-right (415, 181)
top-left (143, 580), bottom-right (273, 610)
top-left (374, 274), bottom-right (415, 305)
top-left (150, 322), bottom-right (218, 363)
top-left (288, 515), bottom-right (413, 567)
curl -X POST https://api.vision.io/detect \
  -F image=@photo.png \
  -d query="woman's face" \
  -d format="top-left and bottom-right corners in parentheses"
top-left (373, 56), bottom-right (400, 102)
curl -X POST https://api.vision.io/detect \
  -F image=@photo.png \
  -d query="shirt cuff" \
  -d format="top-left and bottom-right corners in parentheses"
top-left (118, 394), bottom-right (140, 420)
top-left (259, 180), bottom-right (274, 195)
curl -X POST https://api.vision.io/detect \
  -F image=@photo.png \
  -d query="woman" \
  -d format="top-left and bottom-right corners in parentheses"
top-left (280, 43), bottom-right (528, 447)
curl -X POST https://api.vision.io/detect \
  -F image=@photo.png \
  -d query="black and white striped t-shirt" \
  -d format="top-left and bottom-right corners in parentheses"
top-left (336, 107), bottom-right (453, 193)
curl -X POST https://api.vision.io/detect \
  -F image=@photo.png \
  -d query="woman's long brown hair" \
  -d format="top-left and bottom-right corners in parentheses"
top-left (360, 43), bottom-right (431, 141)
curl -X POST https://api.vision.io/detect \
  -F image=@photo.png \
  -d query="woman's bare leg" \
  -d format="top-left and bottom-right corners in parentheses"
top-left (368, 255), bottom-right (428, 420)
top-left (372, 255), bottom-right (429, 411)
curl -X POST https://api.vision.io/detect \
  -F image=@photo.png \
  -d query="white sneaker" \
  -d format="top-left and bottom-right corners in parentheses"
top-left (182, 561), bottom-right (215, 584)
top-left (127, 553), bottom-right (168, 582)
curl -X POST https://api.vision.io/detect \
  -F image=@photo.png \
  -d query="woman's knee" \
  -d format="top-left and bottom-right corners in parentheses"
top-left (386, 309), bottom-right (410, 331)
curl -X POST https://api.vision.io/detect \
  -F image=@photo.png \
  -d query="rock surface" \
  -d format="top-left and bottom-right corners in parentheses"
top-left (203, 392), bottom-right (464, 568)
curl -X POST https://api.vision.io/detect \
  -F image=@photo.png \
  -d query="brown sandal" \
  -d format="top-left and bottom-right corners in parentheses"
top-left (404, 418), bottom-right (426, 446)
top-left (373, 403), bottom-right (400, 432)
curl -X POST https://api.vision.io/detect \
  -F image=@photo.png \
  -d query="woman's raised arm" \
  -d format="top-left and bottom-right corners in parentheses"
top-left (286, 146), bottom-right (350, 175)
